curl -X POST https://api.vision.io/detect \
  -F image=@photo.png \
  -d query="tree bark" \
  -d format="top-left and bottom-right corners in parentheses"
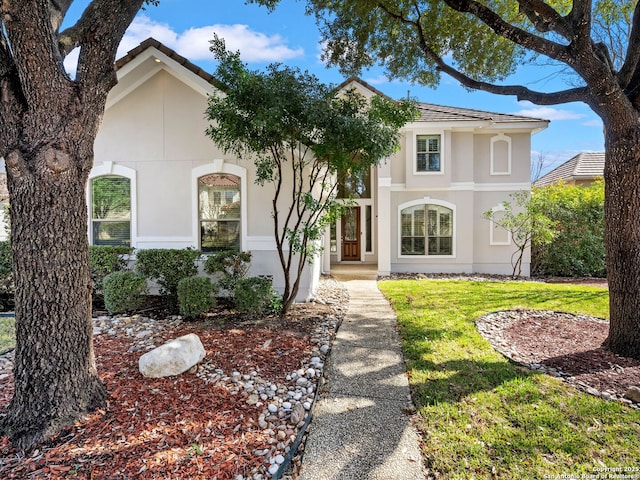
top-left (602, 114), bottom-right (640, 358)
top-left (1, 146), bottom-right (107, 451)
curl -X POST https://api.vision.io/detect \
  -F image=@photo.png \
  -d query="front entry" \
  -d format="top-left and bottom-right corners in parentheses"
top-left (341, 206), bottom-right (361, 260)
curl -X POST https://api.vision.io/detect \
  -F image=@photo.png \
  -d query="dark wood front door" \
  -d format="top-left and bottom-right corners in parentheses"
top-left (341, 207), bottom-right (361, 260)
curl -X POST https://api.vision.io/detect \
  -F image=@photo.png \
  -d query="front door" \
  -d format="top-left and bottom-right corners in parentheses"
top-left (341, 207), bottom-right (361, 261)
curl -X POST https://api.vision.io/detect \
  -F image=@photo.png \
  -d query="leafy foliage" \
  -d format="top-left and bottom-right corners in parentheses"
top-left (0, 240), bottom-right (12, 296)
top-left (206, 36), bottom-right (417, 313)
top-left (203, 250), bottom-right (252, 291)
top-left (136, 249), bottom-right (201, 307)
top-left (102, 271), bottom-right (147, 315)
top-left (531, 181), bottom-right (605, 277)
top-left (233, 276), bottom-right (281, 315)
top-left (177, 276), bottom-right (217, 319)
top-left (89, 245), bottom-right (133, 292)
top-left (484, 191), bottom-right (556, 278)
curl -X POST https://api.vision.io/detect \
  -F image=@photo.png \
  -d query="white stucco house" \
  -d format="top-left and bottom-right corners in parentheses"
top-left (83, 39), bottom-right (548, 299)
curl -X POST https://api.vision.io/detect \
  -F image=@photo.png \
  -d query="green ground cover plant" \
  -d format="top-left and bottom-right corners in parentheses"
top-left (378, 279), bottom-right (640, 478)
top-left (0, 315), bottom-right (14, 353)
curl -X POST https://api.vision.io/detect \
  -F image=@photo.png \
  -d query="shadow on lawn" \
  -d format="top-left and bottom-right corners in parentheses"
top-left (410, 358), bottom-right (532, 406)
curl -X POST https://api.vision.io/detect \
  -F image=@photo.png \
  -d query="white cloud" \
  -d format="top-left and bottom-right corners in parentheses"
top-left (582, 118), bottom-right (603, 127)
top-left (64, 14), bottom-right (304, 76)
top-left (363, 74), bottom-right (389, 86)
top-left (514, 101), bottom-right (585, 121)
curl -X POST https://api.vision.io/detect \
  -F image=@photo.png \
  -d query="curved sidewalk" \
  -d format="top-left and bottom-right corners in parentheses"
top-left (298, 266), bottom-right (426, 480)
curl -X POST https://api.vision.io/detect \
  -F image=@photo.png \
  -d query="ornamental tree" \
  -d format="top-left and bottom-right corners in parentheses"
top-left (280, 0), bottom-right (640, 358)
top-left (0, 0), bottom-right (151, 450)
top-left (205, 37), bottom-right (417, 313)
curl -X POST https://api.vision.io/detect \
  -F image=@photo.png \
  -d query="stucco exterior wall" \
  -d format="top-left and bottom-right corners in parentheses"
top-left (92, 56), bottom-right (318, 300)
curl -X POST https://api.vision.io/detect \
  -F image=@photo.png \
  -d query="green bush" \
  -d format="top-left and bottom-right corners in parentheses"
top-left (233, 276), bottom-right (281, 315)
top-left (203, 250), bottom-right (251, 291)
top-left (135, 248), bottom-right (201, 299)
top-left (177, 276), bottom-right (217, 319)
top-left (102, 271), bottom-right (147, 314)
top-left (0, 240), bottom-right (12, 296)
top-left (89, 245), bottom-right (133, 291)
top-left (531, 181), bottom-right (605, 277)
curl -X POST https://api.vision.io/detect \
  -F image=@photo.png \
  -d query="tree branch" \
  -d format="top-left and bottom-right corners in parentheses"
top-left (49, 0), bottom-right (74, 33)
top-left (618, 2), bottom-right (640, 89)
top-left (516, 0), bottom-right (572, 39)
top-left (442, 0), bottom-right (573, 64)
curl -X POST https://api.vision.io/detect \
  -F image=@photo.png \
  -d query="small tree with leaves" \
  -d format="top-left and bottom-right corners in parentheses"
top-left (484, 191), bottom-right (556, 279)
top-left (206, 37), bottom-right (417, 313)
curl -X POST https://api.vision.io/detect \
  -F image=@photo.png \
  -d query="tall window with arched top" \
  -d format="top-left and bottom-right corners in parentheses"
top-left (198, 173), bottom-right (241, 252)
top-left (400, 203), bottom-right (453, 256)
top-left (90, 175), bottom-right (131, 246)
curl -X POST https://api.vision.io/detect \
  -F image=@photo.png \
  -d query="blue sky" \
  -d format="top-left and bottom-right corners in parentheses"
top-left (67, 0), bottom-right (606, 176)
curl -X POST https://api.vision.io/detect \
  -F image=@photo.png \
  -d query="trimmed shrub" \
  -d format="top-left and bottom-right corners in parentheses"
top-left (103, 271), bottom-right (147, 314)
top-left (531, 181), bottom-right (605, 277)
top-left (135, 248), bottom-right (201, 299)
top-left (177, 276), bottom-right (217, 319)
top-left (203, 250), bottom-right (251, 291)
top-left (233, 276), bottom-right (281, 315)
top-left (89, 245), bottom-right (133, 292)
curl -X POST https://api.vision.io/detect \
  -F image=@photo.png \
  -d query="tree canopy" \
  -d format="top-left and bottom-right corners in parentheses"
top-left (205, 36), bottom-right (417, 312)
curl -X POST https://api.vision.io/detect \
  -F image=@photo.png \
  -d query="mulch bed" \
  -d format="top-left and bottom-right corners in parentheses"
top-left (0, 311), bottom-right (327, 479)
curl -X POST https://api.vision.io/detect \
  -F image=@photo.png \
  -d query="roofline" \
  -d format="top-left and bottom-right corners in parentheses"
top-left (334, 76), bottom-right (394, 100)
top-left (115, 37), bottom-right (225, 90)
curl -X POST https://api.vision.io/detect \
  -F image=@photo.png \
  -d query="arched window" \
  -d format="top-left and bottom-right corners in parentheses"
top-left (90, 175), bottom-right (131, 246)
top-left (198, 173), bottom-right (241, 252)
top-left (400, 200), bottom-right (454, 256)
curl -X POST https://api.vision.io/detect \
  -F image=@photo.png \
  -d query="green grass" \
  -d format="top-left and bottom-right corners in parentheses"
top-left (0, 314), bottom-right (15, 353)
top-left (378, 280), bottom-right (640, 479)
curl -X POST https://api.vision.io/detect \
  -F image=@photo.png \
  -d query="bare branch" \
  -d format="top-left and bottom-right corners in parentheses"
top-left (618, 2), bottom-right (640, 89)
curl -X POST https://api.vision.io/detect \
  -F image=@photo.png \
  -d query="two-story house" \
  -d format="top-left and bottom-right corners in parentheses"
top-left (87, 39), bottom-right (548, 299)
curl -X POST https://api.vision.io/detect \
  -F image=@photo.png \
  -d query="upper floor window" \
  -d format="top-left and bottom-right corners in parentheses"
top-left (91, 175), bottom-right (131, 246)
top-left (416, 135), bottom-right (441, 173)
top-left (401, 203), bottom-right (453, 256)
top-left (199, 173), bottom-right (241, 252)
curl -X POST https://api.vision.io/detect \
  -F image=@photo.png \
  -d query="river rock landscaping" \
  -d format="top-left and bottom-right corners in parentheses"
top-left (0, 276), bottom-right (347, 479)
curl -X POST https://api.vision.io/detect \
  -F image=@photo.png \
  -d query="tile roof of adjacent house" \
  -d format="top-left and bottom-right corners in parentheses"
top-left (534, 152), bottom-right (605, 186)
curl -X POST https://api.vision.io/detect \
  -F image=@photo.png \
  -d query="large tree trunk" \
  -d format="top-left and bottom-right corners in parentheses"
top-left (1, 146), bottom-right (107, 451)
top-left (602, 115), bottom-right (640, 359)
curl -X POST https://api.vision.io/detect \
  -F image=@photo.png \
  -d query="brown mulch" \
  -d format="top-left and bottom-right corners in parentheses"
top-left (0, 305), bottom-right (333, 480)
top-left (501, 310), bottom-right (640, 401)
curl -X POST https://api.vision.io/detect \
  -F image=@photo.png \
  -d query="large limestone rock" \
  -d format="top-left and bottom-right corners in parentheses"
top-left (139, 333), bottom-right (205, 378)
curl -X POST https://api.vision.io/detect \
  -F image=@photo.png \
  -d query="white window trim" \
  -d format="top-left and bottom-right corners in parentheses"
top-left (413, 130), bottom-right (445, 176)
top-left (490, 133), bottom-right (512, 175)
top-left (87, 161), bottom-right (137, 247)
top-left (397, 197), bottom-right (456, 258)
top-left (192, 160), bottom-right (248, 252)
top-left (488, 203), bottom-right (512, 246)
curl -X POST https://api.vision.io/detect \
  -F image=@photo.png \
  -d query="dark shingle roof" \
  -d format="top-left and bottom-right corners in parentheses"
top-left (535, 152), bottom-right (604, 186)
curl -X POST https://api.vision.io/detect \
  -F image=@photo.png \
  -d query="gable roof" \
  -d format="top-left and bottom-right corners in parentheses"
top-left (115, 37), bottom-right (219, 87)
top-left (535, 152), bottom-right (604, 186)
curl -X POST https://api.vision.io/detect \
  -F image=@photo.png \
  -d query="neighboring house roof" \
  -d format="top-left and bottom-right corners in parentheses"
top-left (535, 152), bottom-right (604, 186)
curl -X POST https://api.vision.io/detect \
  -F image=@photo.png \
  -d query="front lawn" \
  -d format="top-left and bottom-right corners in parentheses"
top-left (378, 279), bottom-right (640, 478)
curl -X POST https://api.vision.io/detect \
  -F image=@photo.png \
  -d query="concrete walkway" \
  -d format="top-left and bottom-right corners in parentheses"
top-left (298, 266), bottom-right (426, 480)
